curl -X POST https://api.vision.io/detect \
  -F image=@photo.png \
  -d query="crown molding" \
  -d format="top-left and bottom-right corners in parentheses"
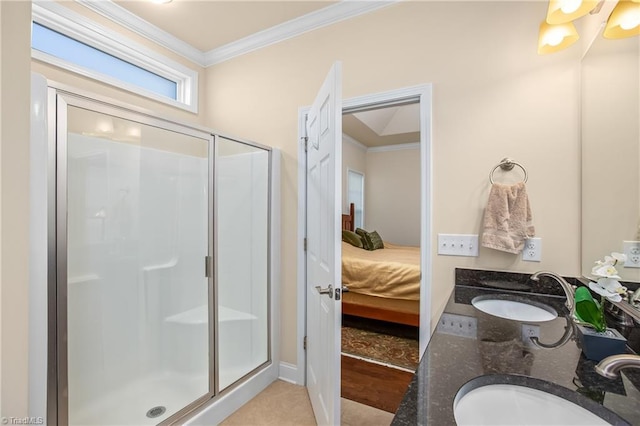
top-left (367, 142), bottom-right (420, 153)
top-left (204, 1), bottom-right (398, 66)
top-left (343, 133), bottom-right (419, 153)
top-left (76, 0), bottom-right (398, 68)
top-left (76, 0), bottom-right (207, 67)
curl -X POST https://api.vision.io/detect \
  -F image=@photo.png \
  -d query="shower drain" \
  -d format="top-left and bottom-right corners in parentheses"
top-left (146, 406), bottom-right (166, 419)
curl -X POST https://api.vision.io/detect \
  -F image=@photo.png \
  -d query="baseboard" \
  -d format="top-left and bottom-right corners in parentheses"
top-left (278, 362), bottom-right (298, 384)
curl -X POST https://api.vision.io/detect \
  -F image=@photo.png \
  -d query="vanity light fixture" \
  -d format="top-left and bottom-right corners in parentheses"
top-left (537, 20), bottom-right (580, 54)
top-left (603, 0), bottom-right (640, 39)
top-left (546, 0), bottom-right (599, 24)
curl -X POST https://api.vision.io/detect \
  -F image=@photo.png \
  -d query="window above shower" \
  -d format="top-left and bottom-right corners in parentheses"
top-left (31, 2), bottom-right (199, 113)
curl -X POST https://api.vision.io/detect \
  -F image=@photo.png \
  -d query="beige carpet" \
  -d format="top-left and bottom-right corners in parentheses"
top-left (221, 380), bottom-right (394, 426)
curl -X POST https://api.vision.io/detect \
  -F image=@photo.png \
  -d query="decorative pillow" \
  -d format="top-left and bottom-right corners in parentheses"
top-left (342, 230), bottom-right (363, 248)
top-left (362, 230), bottom-right (384, 251)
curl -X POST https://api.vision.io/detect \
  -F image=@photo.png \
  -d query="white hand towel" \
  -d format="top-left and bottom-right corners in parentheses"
top-left (481, 182), bottom-right (534, 254)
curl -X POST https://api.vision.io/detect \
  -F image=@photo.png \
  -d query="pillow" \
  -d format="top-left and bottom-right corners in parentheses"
top-left (355, 228), bottom-right (384, 250)
top-left (362, 230), bottom-right (384, 251)
top-left (342, 230), bottom-right (363, 248)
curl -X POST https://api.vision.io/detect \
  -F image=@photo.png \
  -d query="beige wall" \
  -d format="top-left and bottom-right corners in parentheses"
top-left (365, 148), bottom-right (421, 246)
top-left (1, 1), bottom-right (31, 416)
top-left (205, 1), bottom-right (582, 366)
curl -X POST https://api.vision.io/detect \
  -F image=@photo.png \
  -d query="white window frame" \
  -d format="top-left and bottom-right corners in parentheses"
top-left (31, 2), bottom-right (199, 114)
top-left (347, 168), bottom-right (365, 229)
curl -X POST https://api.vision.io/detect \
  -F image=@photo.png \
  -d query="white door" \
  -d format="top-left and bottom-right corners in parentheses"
top-left (306, 62), bottom-right (342, 426)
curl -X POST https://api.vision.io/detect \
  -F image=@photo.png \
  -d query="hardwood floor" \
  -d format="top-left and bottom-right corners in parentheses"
top-left (340, 355), bottom-right (414, 414)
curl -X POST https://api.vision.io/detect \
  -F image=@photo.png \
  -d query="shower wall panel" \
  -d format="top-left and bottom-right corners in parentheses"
top-left (217, 138), bottom-right (269, 390)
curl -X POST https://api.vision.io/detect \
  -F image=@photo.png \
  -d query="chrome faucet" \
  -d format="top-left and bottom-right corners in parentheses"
top-left (595, 354), bottom-right (640, 379)
top-left (632, 287), bottom-right (640, 307)
top-left (530, 271), bottom-right (575, 313)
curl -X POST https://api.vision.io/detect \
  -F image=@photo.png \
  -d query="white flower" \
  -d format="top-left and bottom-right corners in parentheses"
top-left (592, 263), bottom-right (621, 279)
top-left (611, 252), bottom-right (627, 262)
top-left (591, 252), bottom-right (627, 279)
top-left (589, 278), bottom-right (627, 303)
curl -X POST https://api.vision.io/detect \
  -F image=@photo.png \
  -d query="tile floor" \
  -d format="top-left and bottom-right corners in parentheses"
top-left (220, 380), bottom-right (395, 426)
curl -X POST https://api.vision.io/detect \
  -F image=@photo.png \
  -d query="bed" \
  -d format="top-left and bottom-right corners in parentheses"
top-left (341, 204), bottom-right (421, 327)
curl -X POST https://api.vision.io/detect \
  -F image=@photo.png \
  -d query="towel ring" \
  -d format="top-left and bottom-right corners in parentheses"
top-left (489, 158), bottom-right (528, 184)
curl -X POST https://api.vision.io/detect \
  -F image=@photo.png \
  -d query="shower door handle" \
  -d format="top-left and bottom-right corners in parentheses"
top-left (205, 256), bottom-right (212, 278)
top-left (315, 284), bottom-right (333, 298)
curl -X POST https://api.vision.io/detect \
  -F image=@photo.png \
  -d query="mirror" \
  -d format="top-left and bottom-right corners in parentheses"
top-left (581, 30), bottom-right (640, 282)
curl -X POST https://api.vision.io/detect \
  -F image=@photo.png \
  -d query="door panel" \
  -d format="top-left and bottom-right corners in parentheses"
top-left (305, 62), bottom-right (342, 426)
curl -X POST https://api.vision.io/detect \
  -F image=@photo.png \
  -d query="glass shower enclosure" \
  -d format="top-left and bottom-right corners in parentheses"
top-left (50, 92), bottom-right (271, 425)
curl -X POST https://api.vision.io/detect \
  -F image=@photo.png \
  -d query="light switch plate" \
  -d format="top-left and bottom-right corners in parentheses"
top-left (437, 234), bottom-right (479, 257)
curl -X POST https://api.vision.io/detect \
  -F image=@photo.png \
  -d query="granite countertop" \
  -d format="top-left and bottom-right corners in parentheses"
top-left (391, 268), bottom-right (640, 426)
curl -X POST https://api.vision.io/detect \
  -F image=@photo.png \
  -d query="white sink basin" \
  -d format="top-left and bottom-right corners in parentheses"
top-left (471, 295), bottom-right (558, 322)
top-left (454, 376), bottom-right (619, 425)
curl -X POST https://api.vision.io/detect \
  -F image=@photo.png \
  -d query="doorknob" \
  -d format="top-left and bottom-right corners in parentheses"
top-left (315, 284), bottom-right (333, 298)
top-left (335, 285), bottom-right (350, 301)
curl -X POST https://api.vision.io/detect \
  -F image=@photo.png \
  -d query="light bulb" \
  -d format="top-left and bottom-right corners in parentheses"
top-left (538, 20), bottom-right (579, 54)
top-left (560, 0), bottom-right (582, 14)
top-left (619, 8), bottom-right (640, 29)
top-left (545, 28), bottom-right (565, 46)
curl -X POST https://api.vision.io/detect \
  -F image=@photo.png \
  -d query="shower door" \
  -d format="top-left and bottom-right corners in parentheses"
top-left (56, 94), bottom-right (214, 425)
top-left (215, 137), bottom-right (270, 390)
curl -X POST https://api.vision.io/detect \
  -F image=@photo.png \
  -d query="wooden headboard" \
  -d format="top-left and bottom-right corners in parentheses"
top-left (342, 203), bottom-right (355, 231)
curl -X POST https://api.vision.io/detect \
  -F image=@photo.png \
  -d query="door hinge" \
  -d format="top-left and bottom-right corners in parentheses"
top-left (304, 237), bottom-right (307, 251)
top-left (303, 136), bottom-right (309, 153)
top-left (303, 336), bottom-right (307, 350)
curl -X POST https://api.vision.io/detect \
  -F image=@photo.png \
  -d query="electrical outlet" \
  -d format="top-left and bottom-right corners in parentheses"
top-left (521, 324), bottom-right (540, 347)
top-left (437, 234), bottom-right (479, 257)
top-left (437, 313), bottom-right (477, 338)
top-left (522, 237), bottom-right (542, 262)
top-left (623, 241), bottom-right (640, 268)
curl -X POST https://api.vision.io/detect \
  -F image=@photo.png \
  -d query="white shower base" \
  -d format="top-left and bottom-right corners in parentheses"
top-left (70, 304), bottom-right (262, 425)
top-left (69, 363), bottom-right (259, 425)
top-left (70, 372), bottom-right (207, 425)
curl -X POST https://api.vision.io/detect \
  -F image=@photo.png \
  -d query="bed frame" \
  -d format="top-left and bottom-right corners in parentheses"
top-left (341, 203), bottom-right (355, 232)
top-left (341, 204), bottom-right (420, 327)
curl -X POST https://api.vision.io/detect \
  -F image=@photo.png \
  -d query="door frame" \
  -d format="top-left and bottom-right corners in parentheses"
top-left (296, 84), bottom-right (433, 386)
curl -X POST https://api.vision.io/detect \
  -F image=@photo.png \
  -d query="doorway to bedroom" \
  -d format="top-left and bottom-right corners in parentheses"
top-left (340, 101), bottom-right (421, 414)
top-left (297, 79), bottom-right (432, 425)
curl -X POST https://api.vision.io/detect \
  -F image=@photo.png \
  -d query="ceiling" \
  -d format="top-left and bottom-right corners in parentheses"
top-left (114, 0), bottom-right (337, 52)
top-left (343, 103), bottom-right (420, 148)
top-left (102, 1), bottom-right (417, 146)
